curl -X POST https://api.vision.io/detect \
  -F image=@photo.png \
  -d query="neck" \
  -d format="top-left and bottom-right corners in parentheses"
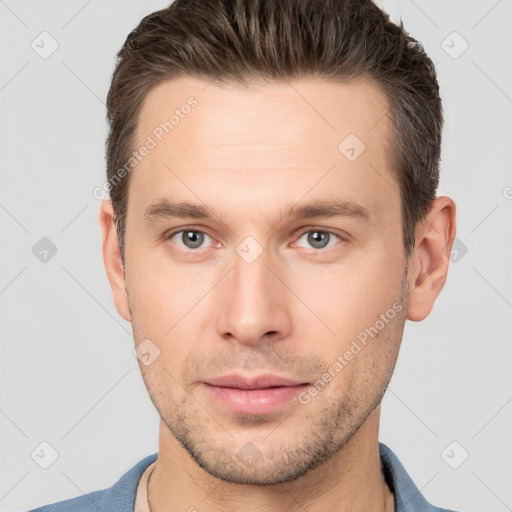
top-left (147, 408), bottom-right (394, 512)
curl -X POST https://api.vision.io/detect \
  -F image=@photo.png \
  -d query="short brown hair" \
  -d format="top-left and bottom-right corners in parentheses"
top-left (106, 0), bottom-right (442, 263)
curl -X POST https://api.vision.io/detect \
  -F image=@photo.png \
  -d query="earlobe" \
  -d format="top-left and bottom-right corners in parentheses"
top-left (98, 199), bottom-right (132, 323)
top-left (407, 196), bottom-right (457, 322)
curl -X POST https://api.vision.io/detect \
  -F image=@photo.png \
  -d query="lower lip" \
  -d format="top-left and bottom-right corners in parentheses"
top-left (203, 383), bottom-right (309, 415)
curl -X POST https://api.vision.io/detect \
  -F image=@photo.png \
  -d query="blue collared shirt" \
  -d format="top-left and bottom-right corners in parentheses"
top-left (28, 443), bottom-right (458, 511)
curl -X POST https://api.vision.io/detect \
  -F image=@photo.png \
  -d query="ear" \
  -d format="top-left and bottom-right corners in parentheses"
top-left (406, 196), bottom-right (457, 322)
top-left (98, 199), bottom-right (132, 323)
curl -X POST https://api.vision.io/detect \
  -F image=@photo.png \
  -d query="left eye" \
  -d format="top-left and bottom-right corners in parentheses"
top-left (294, 230), bottom-right (341, 250)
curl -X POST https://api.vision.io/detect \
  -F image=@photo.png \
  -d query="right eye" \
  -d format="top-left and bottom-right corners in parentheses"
top-left (167, 229), bottom-right (216, 250)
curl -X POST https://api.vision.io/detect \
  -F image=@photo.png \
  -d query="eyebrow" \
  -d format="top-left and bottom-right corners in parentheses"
top-left (143, 198), bottom-right (371, 225)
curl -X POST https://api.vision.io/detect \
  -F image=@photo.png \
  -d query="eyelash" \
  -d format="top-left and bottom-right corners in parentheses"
top-left (165, 226), bottom-right (345, 252)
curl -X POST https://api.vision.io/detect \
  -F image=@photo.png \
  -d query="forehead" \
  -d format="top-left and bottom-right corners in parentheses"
top-left (128, 75), bottom-right (397, 224)
top-left (135, 75), bottom-right (390, 155)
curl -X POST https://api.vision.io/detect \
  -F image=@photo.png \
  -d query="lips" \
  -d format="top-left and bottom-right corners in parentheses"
top-left (202, 374), bottom-right (310, 415)
top-left (205, 374), bottom-right (308, 390)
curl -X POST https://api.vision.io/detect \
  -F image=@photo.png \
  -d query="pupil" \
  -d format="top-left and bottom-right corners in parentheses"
top-left (309, 231), bottom-right (328, 248)
top-left (184, 231), bottom-right (204, 248)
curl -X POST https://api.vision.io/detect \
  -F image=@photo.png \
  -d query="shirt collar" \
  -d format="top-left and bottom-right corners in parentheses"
top-left (379, 442), bottom-right (437, 511)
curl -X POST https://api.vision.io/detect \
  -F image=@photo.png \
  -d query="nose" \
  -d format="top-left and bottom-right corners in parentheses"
top-left (214, 243), bottom-right (293, 347)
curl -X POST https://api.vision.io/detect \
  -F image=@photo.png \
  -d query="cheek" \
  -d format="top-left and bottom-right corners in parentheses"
top-left (127, 259), bottom-right (219, 372)
top-left (289, 251), bottom-right (405, 346)
top-left (127, 253), bottom-right (199, 328)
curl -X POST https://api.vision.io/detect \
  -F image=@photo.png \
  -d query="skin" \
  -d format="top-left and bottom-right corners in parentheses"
top-left (99, 76), bottom-right (456, 512)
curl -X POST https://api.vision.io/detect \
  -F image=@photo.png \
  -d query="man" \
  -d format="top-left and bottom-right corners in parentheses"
top-left (30, 0), bottom-right (458, 510)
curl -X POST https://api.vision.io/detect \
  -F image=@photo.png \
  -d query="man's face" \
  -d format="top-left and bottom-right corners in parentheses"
top-left (123, 76), bottom-right (410, 484)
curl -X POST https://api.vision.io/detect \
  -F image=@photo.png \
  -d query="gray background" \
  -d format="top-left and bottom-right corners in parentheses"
top-left (1, 1), bottom-right (511, 511)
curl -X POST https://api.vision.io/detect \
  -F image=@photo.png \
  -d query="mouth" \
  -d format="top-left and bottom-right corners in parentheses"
top-left (201, 374), bottom-right (310, 415)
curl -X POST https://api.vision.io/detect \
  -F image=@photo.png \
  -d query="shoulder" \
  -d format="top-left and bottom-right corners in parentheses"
top-left (27, 453), bottom-right (158, 512)
top-left (379, 443), bottom-right (461, 512)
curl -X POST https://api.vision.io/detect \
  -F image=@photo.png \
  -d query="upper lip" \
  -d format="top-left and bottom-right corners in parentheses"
top-left (204, 374), bottom-right (308, 390)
